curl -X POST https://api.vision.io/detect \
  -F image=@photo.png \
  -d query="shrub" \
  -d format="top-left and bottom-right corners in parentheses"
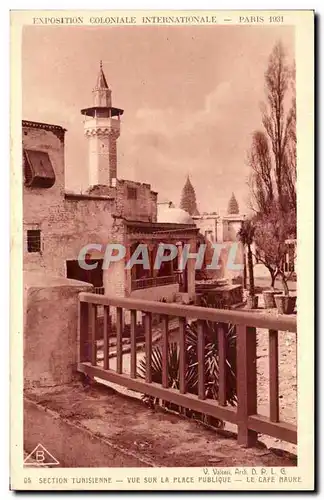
top-left (137, 297), bottom-right (237, 428)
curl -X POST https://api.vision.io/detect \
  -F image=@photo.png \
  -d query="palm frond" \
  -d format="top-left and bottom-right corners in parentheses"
top-left (137, 315), bottom-right (238, 411)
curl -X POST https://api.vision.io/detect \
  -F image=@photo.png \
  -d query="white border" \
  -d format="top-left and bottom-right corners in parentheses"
top-left (2, 0), bottom-right (321, 497)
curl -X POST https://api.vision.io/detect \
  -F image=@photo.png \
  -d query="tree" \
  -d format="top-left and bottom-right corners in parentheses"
top-left (227, 192), bottom-right (239, 214)
top-left (180, 175), bottom-right (200, 216)
top-left (249, 42), bottom-right (296, 215)
top-left (247, 41), bottom-right (296, 290)
top-left (261, 41), bottom-right (294, 212)
top-left (281, 61), bottom-right (297, 213)
top-left (254, 202), bottom-right (296, 295)
top-left (238, 219), bottom-right (256, 301)
top-left (248, 130), bottom-right (274, 215)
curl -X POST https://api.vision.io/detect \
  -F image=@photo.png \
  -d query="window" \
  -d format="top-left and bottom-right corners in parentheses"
top-left (24, 150), bottom-right (55, 188)
top-left (27, 230), bottom-right (41, 253)
top-left (127, 187), bottom-right (137, 200)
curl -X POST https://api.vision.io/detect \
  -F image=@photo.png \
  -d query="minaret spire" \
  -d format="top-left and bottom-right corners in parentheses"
top-left (95, 60), bottom-right (109, 93)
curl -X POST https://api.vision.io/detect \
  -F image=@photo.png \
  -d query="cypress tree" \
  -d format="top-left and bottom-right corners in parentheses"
top-left (180, 176), bottom-right (200, 216)
top-left (227, 192), bottom-right (239, 215)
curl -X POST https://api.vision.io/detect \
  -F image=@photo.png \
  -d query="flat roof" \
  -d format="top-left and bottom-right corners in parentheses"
top-left (124, 219), bottom-right (198, 232)
top-left (64, 192), bottom-right (114, 202)
top-left (22, 120), bottom-right (67, 132)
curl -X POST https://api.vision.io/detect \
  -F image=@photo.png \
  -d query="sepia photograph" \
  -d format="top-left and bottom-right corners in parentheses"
top-left (10, 10), bottom-right (314, 491)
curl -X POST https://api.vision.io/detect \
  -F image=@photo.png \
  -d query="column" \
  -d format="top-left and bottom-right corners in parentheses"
top-left (186, 238), bottom-right (197, 300)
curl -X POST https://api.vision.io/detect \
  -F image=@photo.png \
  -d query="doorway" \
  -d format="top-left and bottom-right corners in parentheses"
top-left (66, 259), bottom-right (103, 287)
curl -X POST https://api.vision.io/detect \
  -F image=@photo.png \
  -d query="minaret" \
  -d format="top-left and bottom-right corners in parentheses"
top-left (81, 61), bottom-right (124, 187)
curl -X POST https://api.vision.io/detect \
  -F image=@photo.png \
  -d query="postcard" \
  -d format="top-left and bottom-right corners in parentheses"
top-left (10, 9), bottom-right (314, 491)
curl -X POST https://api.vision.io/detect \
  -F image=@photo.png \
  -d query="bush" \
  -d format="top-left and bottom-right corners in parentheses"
top-left (137, 297), bottom-right (237, 428)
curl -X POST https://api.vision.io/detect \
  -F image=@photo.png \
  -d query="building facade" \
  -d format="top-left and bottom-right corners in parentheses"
top-left (176, 181), bottom-right (247, 282)
top-left (23, 63), bottom-right (198, 303)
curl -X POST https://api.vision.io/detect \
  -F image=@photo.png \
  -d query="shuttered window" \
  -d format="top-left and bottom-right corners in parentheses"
top-left (24, 150), bottom-right (55, 188)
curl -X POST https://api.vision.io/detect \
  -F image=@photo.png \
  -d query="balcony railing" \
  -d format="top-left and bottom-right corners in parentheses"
top-left (132, 274), bottom-right (180, 291)
top-left (78, 293), bottom-right (297, 448)
top-left (93, 286), bottom-right (105, 295)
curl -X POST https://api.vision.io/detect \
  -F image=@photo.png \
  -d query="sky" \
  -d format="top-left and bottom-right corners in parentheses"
top-left (22, 25), bottom-right (294, 214)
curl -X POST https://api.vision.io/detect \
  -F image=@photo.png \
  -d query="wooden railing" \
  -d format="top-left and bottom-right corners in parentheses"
top-left (132, 274), bottom-right (180, 290)
top-left (78, 293), bottom-right (297, 448)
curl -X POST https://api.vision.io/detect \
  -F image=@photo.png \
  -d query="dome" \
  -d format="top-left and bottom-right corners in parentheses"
top-left (157, 206), bottom-right (195, 225)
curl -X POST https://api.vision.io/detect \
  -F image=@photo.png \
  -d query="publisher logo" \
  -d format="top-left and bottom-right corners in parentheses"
top-left (24, 443), bottom-right (59, 466)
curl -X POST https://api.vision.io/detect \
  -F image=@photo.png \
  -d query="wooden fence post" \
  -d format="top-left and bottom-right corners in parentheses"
top-left (79, 301), bottom-right (90, 363)
top-left (236, 325), bottom-right (258, 447)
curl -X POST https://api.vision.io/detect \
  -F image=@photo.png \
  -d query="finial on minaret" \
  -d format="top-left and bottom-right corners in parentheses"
top-left (95, 60), bottom-right (109, 90)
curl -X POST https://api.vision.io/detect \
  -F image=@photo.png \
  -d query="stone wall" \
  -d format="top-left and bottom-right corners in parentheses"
top-left (222, 219), bottom-right (243, 242)
top-left (193, 216), bottom-right (219, 243)
top-left (103, 260), bottom-right (127, 299)
top-left (23, 272), bottom-right (92, 388)
top-left (22, 121), bottom-right (158, 298)
top-left (24, 190), bottom-right (117, 277)
top-left (23, 125), bottom-right (66, 274)
top-left (198, 240), bottom-right (244, 283)
top-left (130, 284), bottom-right (179, 302)
top-left (23, 124), bottom-right (65, 202)
top-left (115, 180), bottom-right (157, 222)
top-left (219, 242), bottom-right (245, 282)
top-left (226, 221), bottom-right (240, 242)
top-left (23, 123), bottom-right (122, 281)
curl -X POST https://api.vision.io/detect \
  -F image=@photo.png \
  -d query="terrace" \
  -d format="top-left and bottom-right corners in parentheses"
top-left (78, 293), bottom-right (297, 449)
top-left (23, 274), bottom-right (298, 468)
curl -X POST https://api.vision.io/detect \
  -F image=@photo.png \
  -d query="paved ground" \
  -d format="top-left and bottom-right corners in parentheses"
top-left (97, 294), bottom-right (297, 457)
top-left (255, 324), bottom-right (297, 455)
top-left (245, 293), bottom-right (297, 455)
top-left (254, 276), bottom-right (297, 293)
top-left (95, 264), bottom-right (297, 458)
top-left (253, 263), bottom-right (297, 292)
top-left (26, 382), bottom-right (297, 468)
top-left (245, 263), bottom-right (297, 454)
